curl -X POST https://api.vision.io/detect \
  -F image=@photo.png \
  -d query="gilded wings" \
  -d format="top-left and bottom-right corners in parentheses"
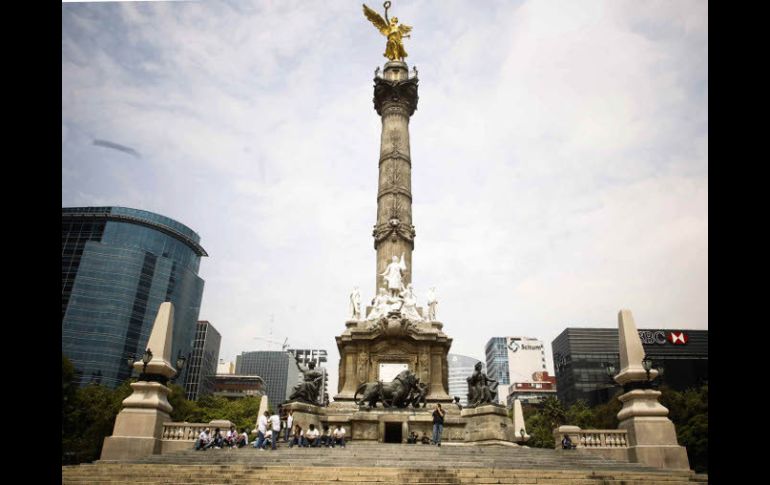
top-left (362, 3), bottom-right (413, 61)
top-left (363, 4), bottom-right (389, 36)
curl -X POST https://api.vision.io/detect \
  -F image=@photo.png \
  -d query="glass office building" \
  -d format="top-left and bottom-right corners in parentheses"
top-left (185, 321), bottom-right (221, 401)
top-left (235, 351), bottom-right (301, 409)
top-left (447, 354), bottom-right (485, 406)
top-left (552, 328), bottom-right (708, 407)
top-left (62, 207), bottom-right (207, 388)
top-left (485, 338), bottom-right (510, 387)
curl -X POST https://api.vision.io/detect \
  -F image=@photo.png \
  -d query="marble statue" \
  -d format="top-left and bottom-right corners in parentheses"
top-left (466, 361), bottom-right (498, 408)
top-left (366, 287), bottom-right (391, 320)
top-left (399, 284), bottom-right (423, 321)
top-left (426, 287), bottom-right (437, 321)
top-left (349, 286), bottom-right (362, 320)
top-left (363, 2), bottom-right (413, 62)
top-left (380, 252), bottom-right (406, 297)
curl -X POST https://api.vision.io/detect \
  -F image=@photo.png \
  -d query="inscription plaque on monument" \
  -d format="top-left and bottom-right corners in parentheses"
top-left (379, 363), bottom-right (409, 382)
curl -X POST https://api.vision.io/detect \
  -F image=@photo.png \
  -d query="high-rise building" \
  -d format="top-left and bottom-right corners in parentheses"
top-left (217, 359), bottom-right (235, 375)
top-left (213, 375), bottom-right (266, 399)
top-left (62, 207), bottom-right (207, 388)
top-left (552, 328), bottom-right (708, 407)
top-left (235, 351), bottom-right (301, 409)
top-left (506, 371), bottom-right (557, 408)
top-left (184, 321), bottom-right (221, 400)
top-left (287, 348), bottom-right (329, 405)
top-left (485, 337), bottom-right (548, 405)
top-left (447, 354), bottom-right (485, 406)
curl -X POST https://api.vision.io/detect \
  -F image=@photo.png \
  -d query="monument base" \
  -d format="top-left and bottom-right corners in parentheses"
top-left (101, 436), bottom-right (162, 461)
top-left (285, 402), bottom-right (518, 445)
top-left (101, 408), bottom-right (170, 460)
top-left (461, 404), bottom-right (518, 443)
top-left (619, 416), bottom-right (690, 470)
top-left (283, 401), bottom-right (323, 433)
top-left (616, 389), bottom-right (690, 470)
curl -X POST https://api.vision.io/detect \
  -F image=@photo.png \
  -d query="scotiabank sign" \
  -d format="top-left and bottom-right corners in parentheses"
top-left (638, 330), bottom-right (688, 345)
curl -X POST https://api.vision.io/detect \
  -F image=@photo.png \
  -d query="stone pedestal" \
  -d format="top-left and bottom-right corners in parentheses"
top-left (617, 390), bottom-right (690, 470)
top-left (283, 401), bottom-right (323, 434)
top-left (102, 406), bottom-right (170, 460)
top-left (461, 404), bottom-right (518, 444)
top-left (335, 316), bottom-right (452, 403)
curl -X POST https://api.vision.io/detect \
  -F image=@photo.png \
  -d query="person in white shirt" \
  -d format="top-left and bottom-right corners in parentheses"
top-left (332, 425), bottom-right (346, 448)
top-left (225, 426), bottom-right (237, 448)
top-left (236, 428), bottom-right (249, 448)
top-left (305, 424), bottom-right (321, 447)
top-left (263, 429), bottom-right (273, 449)
top-left (254, 411), bottom-right (270, 450)
top-left (195, 428), bottom-right (211, 450)
top-left (285, 410), bottom-right (294, 442)
top-left (269, 411), bottom-right (282, 450)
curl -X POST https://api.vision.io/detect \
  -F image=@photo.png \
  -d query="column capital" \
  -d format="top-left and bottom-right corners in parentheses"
top-left (373, 77), bottom-right (419, 117)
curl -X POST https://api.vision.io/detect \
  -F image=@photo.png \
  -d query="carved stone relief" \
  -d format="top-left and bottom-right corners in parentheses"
top-left (357, 351), bottom-right (369, 384)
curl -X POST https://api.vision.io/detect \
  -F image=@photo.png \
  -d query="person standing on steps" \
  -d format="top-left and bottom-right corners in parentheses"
top-left (254, 411), bottom-right (269, 450)
top-left (269, 409), bottom-right (282, 450)
top-left (285, 410), bottom-right (294, 442)
top-left (432, 403), bottom-right (445, 446)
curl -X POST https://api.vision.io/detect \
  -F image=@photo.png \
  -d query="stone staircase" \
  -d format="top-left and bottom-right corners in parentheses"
top-left (62, 442), bottom-right (708, 484)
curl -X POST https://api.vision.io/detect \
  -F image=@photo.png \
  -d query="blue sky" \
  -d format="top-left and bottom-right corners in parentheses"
top-left (62, 0), bottom-right (708, 398)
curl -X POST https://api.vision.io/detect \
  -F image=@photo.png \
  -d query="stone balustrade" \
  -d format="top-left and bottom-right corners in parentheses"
top-left (161, 420), bottom-right (234, 453)
top-left (553, 426), bottom-right (628, 449)
top-left (553, 426), bottom-right (629, 462)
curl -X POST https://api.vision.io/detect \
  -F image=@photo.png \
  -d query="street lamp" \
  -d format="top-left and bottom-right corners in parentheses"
top-left (604, 363), bottom-right (616, 380)
top-left (175, 351), bottom-right (187, 373)
top-left (171, 351), bottom-right (187, 383)
top-left (142, 348), bottom-right (153, 374)
top-left (641, 356), bottom-right (653, 382)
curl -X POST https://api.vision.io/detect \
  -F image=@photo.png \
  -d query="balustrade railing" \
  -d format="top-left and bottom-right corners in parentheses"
top-left (553, 427), bottom-right (628, 449)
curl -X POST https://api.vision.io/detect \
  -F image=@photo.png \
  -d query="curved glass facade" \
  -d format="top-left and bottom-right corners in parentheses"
top-left (447, 353), bottom-right (484, 406)
top-left (62, 207), bottom-right (206, 388)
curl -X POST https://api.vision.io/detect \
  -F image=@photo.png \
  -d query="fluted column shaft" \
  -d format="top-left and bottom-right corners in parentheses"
top-left (372, 61), bottom-right (419, 292)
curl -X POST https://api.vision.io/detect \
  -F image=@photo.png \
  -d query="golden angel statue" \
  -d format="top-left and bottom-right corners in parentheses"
top-left (363, 2), bottom-right (412, 62)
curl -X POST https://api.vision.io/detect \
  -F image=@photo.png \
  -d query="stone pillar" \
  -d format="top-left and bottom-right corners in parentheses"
top-left (511, 398), bottom-right (529, 443)
top-left (372, 61), bottom-right (419, 291)
top-left (613, 309), bottom-right (690, 470)
top-left (101, 302), bottom-right (179, 460)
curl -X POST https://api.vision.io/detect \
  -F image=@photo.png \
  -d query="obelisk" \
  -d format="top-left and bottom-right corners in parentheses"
top-left (371, 62), bottom-right (419, 291)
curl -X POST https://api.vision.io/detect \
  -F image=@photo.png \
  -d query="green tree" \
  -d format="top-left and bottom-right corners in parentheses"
top-left (660, 385), bottom-right (708, 473)
top-left (565, 400), bottom-right (595, 429)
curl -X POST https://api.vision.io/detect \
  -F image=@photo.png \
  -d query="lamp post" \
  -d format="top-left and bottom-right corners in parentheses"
top-left (641, 356), bottom-right (653, 383)
top-left (604, 363), bottom-right (616, 380)
top-left (141, 348), bottom-right (153, 374)
top-left (603, 362), bottom-right (617, 402)
top-left (171, 351), bottom-right (187, 383)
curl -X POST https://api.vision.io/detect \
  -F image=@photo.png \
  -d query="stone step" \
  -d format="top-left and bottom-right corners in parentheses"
top-left (64, 443), bottom-right (706, 484)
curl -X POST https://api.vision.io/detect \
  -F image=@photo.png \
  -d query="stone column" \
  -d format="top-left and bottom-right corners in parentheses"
top-left (372, 61), bottom-right (419, 291)
top-left (613, 309), bottom-right (690, 470)
top-left (101, 302), bottom-right (179, 460)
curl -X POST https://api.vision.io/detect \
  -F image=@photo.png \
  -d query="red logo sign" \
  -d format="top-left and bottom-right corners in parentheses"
top-left (668, 331), bottom-right (688, 345)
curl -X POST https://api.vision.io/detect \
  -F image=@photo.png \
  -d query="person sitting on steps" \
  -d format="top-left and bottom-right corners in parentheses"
top-left (562, 434), bottom-right (576, 449)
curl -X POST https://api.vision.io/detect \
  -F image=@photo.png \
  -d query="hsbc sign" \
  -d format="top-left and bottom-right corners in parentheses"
top-left (638, 330), bottom-right (688, 345)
